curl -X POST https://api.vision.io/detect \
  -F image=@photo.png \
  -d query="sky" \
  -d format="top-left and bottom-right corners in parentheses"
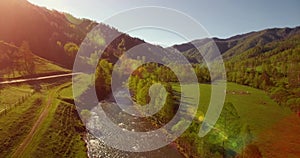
top-left (28, 0), bottom-right (300, 46)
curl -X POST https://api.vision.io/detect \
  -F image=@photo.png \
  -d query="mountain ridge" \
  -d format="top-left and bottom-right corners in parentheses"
top-left (1, 0), bottom-right (299, 67)
top-left (173, 26), bottom-right (300, 62)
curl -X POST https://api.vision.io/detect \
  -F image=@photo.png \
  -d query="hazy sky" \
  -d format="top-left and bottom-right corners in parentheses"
top-left (28, 0), bottom-right (300, 46)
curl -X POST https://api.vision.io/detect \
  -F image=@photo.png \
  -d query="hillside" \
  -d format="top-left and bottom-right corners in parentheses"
top-left (0, 41), bottom-right (68, 78)
top-left (0, 0), bottom-right (145, 69)
top-left (173, 27), bottom-right (300, 61)
top-left (173, 27), bottom-right (300, 111)
top-left (0, 0), bottom-right (90, 68)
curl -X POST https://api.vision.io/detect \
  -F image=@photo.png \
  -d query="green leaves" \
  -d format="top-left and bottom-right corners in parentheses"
top-left (64, 42), bottom-right (79, 58)
top-left (95, 59), bottom-right (113, 100)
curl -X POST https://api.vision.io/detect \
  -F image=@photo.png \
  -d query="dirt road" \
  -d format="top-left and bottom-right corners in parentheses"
top-left (11, 91), bottom-right (56, 158)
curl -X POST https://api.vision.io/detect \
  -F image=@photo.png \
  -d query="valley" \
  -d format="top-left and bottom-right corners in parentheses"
top-left (0, 0), bottom-right (299, 157)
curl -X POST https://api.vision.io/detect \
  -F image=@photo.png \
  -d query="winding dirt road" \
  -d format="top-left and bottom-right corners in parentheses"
top-left (8, 74), bottom-right (77, 157)
top-left (11, 90), bottom-right (56, 158)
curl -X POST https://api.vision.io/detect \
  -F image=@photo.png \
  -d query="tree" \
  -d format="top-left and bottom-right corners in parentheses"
top-left (19, 41), bottom-right (35, 75)
top-left (128, 75), bottom-right (139, 96)
top-left (135, 79), bottom-right (151, 105)
top-left (0, 43), bottom-right (20, 77)
top-left (95, 59), bottom-right (113, 100)
top-left (287, 61), bottom-right (300, 88)
top-left (64, 42), bottom-right (79, 58)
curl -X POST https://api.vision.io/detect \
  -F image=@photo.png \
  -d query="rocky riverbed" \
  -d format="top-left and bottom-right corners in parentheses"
top-left (84, 101), bottom-right (184, 158)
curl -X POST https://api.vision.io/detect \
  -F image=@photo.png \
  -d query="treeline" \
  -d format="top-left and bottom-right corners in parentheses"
top-left (94, 58), bottom-right (212, 102)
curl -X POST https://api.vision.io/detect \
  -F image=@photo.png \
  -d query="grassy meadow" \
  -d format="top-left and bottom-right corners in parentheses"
top-left (173, 82), bottom-right (296, 157)
top-left (0, 81), bottom-right (86, 157)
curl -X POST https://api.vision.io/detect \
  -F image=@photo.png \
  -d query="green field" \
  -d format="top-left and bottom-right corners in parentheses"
top-left (0, 82), bottom-right (86, 157)
top-left (0, 84), bottom-right (34, 111)
top-left (0, 85), bottom-right (46, 157)
top-left (173, 82), bottom-right (296, 157)
top-left (21, 84), bottom-right (87, 157)
top-left (173, 83), bottom-right (291, 133)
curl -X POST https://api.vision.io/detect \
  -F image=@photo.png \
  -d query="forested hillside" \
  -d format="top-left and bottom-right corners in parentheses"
top-left (0, 0), bottom-right (144, 69)
top-left (174, 27), bottom-right (300, 112)
top-left (0, 41), bottom-right (68, 78)
top-left (174, 27), bottom-right (300, 60)
top-left (225, 33), bottom-right (300, 111)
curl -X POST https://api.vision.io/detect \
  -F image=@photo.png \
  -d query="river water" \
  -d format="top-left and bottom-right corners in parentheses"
top-left (85, 101), bottom-right (184, 158)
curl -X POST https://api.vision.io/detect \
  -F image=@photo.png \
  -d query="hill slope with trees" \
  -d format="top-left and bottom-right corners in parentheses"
top-left (0, 0), bottom-right (145, 69)
top-left (173, 27), bottom-right (300, 112)
top-left (0, 40), bottom-right (68, 78)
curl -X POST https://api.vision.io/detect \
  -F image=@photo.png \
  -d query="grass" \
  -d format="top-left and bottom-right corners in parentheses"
top-left (29, 101), bottom-right (87, 157)
top-left (0, 84), bottom-right (34, 110)
top-left (59, 83), bottom-right (74, 99)
top-left (34, 56), bottom-right (69, 74)
top-left (173, 82), bottom-right (291, 135)
top-left (0, 92), bottom-right (46, 157)
top-left (173, 82), bottom-right (294, 157)
top-left (0, 81), bottom-right (86, 157)
top-left (224, 83), bottom-right (291, 135)
top-left (1, 56), bottom-right (69, 79)
top-left (20, 83), bottom-right (87, 157)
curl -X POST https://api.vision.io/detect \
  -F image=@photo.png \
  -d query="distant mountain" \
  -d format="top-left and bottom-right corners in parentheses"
top-left (173, 26), bottom-right (300, 62)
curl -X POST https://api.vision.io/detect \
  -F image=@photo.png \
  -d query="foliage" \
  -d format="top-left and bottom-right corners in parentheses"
top-left (19, 41), bottom-right (35, 75)
top-left (64, 42), bottom-right (79, 58)
top-left (95, 59), bottom-right (113, 101)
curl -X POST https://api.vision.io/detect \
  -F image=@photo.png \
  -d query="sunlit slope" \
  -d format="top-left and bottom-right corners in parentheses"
top-left (0, 41), bottom-right (69, 78)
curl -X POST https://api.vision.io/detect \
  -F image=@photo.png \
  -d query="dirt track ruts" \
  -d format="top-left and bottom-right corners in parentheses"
top-left (11, 90), bottom-right (56, 158)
